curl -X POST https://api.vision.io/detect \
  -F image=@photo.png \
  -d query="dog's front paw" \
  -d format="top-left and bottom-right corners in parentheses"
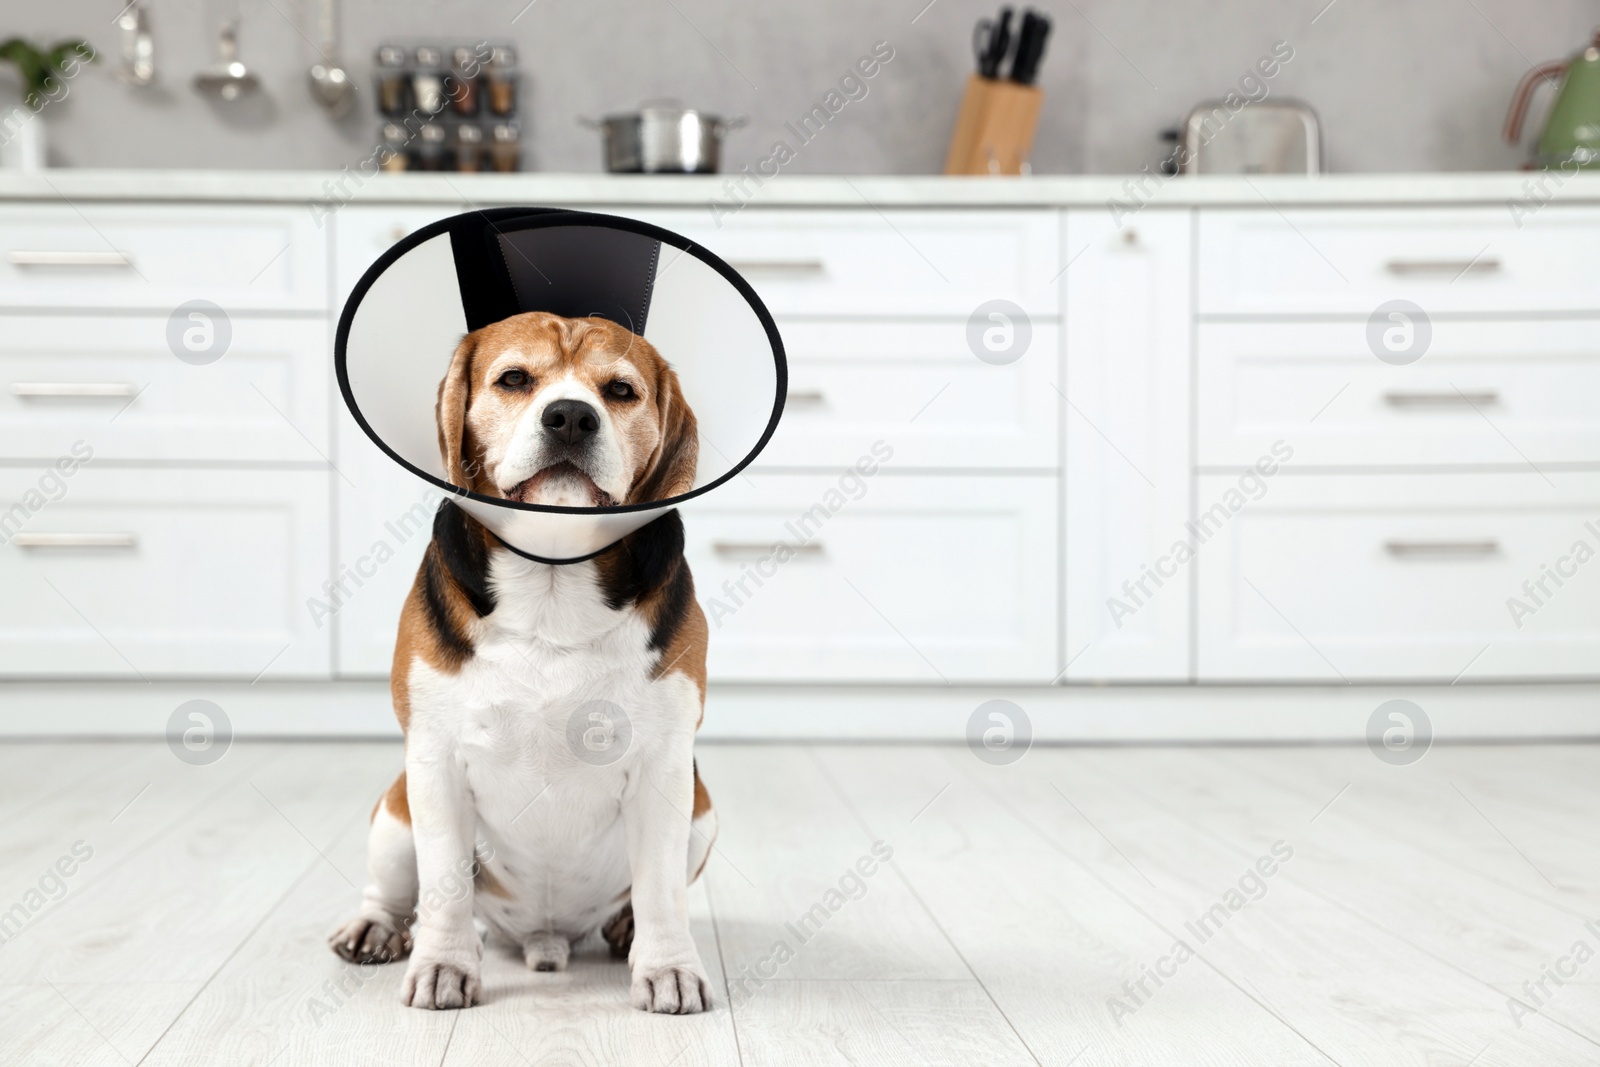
top-left (402, 954), bottom-right (482, 1010)
top-left (328, 914), bottom-right (411, 965)
top-left (631, 961), bottom-right (713, 1014)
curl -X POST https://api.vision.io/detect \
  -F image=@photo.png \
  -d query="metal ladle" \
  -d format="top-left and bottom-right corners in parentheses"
top-left (193, 20), bottom-right (259, 101)
top-left (307, 0), bottom-right (356, 117)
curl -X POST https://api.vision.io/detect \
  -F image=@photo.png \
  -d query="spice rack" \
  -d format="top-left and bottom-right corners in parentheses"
top-left (373, 43), bottom-right (522, 173)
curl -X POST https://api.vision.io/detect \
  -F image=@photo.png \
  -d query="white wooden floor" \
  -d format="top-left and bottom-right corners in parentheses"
top-left (2, 740), bottom-right (1599, 1066)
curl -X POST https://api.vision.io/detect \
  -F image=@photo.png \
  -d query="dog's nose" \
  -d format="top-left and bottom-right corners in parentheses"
top-left (541, 399), bottom-right (600, 446)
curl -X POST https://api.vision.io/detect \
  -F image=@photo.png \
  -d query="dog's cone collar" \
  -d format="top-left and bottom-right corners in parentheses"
top-left (335, 208), bottom-right (786, 564)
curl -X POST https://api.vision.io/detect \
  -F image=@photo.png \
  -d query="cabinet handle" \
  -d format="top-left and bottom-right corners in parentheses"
top-left (1384, 540), bottom-right (1499, 558)
top-left (725, 259), bottom-right (826, 275)
top-left (12, 532), bottom-right (138, 549)
top-left (1384, 390), bottom-right (1499, 408)
top-left (712, 541), bottom-right (825, 559)
top-left (1384, 258), bottom-right (1501, 276)
top-left (786, 389), bottom-right (826, 406)
top-left (11, 382), bottom-right (140, 398)
top-left (8, 250), bottom-right (134, 268)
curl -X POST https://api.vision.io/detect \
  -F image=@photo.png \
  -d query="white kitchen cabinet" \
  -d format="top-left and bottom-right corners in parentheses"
top-left (1198, 207), bottom-right (1600, 316)
top-left (0, 204), bottom-right (326, 312)
top-left (681, 473), bottom-right (1058, 683)
top-left (1195, 472), bottom-right (1600, 682)
top-left (0, 467), bottom-right (330, 678)
top-left (1062, 209), bottom-right (1193, 681)
top-left (762, 320), bottom-right (1059, 470)
top-left (0, 315), bottom-right (332, 463)
top-left (1198, 319), bottom-right (1600, 469)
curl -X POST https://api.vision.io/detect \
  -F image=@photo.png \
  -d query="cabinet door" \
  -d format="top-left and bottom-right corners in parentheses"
top-left (0, 315), bottom-right (330, 463)
top-left (683, 472), bottom-right (1058, 683)
top-left (332, 207), bottom-right (462, 676)
top-left (333, 411), bottom-right (439, 677)
top-left (0, 467), bottom-right (329, 677)
top-left (334, 207), bottom-right (459, 306)
top-left (765, 320), bottom-right (1059, 471)
top-left (628, 209), bottom-right (1062, 318)
top-left (1062, 209), bottom-right (1193, 681)
top-left (1195, 473), bottom-right (1600, 682)
top-left (1198, 319), bottom-right (1600, 469)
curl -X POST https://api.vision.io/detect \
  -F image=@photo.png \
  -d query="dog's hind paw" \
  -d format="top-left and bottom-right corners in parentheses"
top-left (328, 915), bottom-right (412, 965)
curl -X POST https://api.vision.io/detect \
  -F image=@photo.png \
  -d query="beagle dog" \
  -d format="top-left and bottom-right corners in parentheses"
top-left (329, 310), bottom-right (716, 1015)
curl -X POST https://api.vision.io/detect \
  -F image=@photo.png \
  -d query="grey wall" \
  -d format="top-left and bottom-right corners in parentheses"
top-left (6, 0), bottom-right (1598, 175)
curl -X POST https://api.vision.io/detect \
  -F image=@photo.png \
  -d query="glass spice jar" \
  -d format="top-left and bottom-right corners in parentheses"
top-left (489, 123), bottom-right (520, 172)
top-left (486, 45), bottom-right (518, 117)
top-left (449, 46), bottom-right (481, 116)
top-left (415, 122), bottom-right (450, 171)
top-left (375, 46), bottom-right (410, 117)
top-left (380, 123), bottom-right (410, 172)
top-left (412, 46), bottom-right (446, 116)
top-left (455, 124), bottom-right (484, 173)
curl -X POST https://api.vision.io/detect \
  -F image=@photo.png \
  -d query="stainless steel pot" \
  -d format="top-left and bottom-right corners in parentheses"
top-left (582, 102), bottom-right (745, 174)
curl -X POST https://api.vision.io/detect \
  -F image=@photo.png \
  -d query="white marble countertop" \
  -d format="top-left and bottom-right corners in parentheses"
top-left (0, 169), bottom-right (1592, 208)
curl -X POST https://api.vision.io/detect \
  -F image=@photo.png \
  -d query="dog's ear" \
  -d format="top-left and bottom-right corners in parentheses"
top-left (436, 333), bottom-right (477, 489)
top-left (629, 360), bottom-right (698, 504)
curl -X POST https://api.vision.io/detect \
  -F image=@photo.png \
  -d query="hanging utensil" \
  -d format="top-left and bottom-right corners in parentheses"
top-left (115, 1), bottom-right (155, 87)
top-left (193, 19), bottom-right (259, 101)
top-left (307, 0), bottom-right (356, 117)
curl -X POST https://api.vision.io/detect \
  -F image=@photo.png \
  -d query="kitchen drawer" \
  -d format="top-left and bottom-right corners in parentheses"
top-left (630, 208), bottom-right (1061, 318)
top-left (1198, 320), bottom-right (1600, 468)
top-left (759, 320), bottom-right (1058, 470)
top-left (1196, 473), bottom-right (1600, 682)
top-left (0, 315), bottom-right (330, 462)
top-left (1198, 207), bottom-right (1600, 315)
top-left (0, 205), bottom-right (326, 311)
top-left (0, 468), bottom-right (330, 678)
top-left (334, 207), bottom-right (456, 304)
top-left (681, 473), bottom-right (1057, 682)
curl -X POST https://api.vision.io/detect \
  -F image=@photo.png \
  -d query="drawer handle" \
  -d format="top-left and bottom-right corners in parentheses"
top-left (11, 382), bottom-right (140, 398)
top-left (1384, 258), bottom-right (1501, 276)
top-left (1384, 540), bottom-right (1499, 558)
top-left (8, 250), bottom-right (134, 269)
top-left (1384, 391), bottom-right (1499, 408)
top-left (12, 532), bottom-right (138, 549)
top-left (787, 389), bottom-right (827, 406)
top-left (712, 541), bottom-right (825, 559)
top-left (725, 259), bottom-right (826, 275)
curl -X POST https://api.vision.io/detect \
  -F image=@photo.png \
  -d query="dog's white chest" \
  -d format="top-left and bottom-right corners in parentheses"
top-left (406, 555), bottom-right (690, 942)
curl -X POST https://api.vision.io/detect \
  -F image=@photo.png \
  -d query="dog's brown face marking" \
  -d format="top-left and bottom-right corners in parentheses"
top-left (436, 312), bottom-right (698, 508)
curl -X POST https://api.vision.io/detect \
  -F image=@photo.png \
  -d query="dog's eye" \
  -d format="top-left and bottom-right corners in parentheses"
top-left (605, 380), bottom-right (637, 400)
top-left (497, 369), bottom-right (530, 389)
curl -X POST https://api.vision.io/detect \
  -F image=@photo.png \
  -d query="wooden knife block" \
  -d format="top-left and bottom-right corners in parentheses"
top-left (943, 74), bottom-right (1043, 176)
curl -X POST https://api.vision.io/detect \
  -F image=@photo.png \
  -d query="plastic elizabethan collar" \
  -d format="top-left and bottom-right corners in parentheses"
top-left (335, 208), bottom-right (786, 563)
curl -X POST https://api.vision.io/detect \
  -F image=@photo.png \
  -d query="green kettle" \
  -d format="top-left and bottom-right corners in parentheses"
top-left (1505, 29), bottom-right (1600, 168)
